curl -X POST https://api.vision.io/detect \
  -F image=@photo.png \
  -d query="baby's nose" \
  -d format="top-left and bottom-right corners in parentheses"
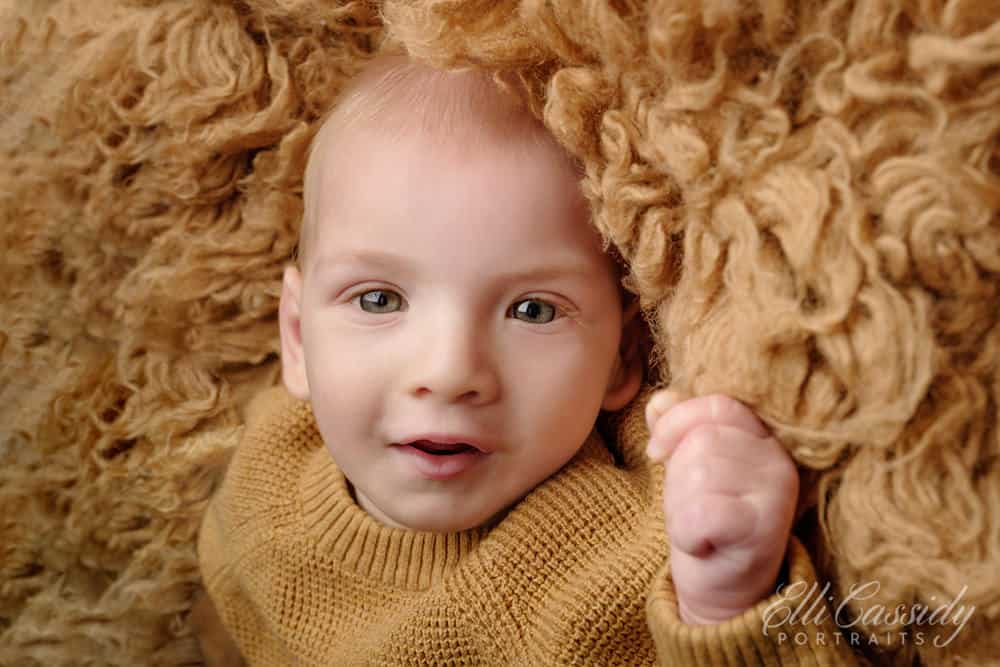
top-left (409, 322), bottom-right (500, 405)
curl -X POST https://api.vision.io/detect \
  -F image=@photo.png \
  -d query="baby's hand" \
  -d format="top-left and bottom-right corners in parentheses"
top-left (645, 391), bottom-right (799, 625)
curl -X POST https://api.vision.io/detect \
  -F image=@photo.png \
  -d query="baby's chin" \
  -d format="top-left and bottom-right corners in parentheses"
top-left (356, 487), bottom-right (510, 534)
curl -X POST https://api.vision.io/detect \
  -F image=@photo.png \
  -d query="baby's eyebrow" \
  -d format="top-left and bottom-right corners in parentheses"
top-left (313, 249), bottom-right (601, 284)
top-left (495, 262), bottom-right (599, 284)
top-left (312, 250), bottom-right (415, 280)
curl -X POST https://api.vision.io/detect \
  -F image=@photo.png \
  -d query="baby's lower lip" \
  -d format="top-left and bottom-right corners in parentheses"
top-left (394, 443), bottom-right (487, 480)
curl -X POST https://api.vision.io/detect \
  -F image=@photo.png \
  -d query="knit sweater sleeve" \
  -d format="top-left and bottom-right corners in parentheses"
top-left (197, 439), bottom-right (268, 664)
top-left (645, 535), bottom-right (864, 665)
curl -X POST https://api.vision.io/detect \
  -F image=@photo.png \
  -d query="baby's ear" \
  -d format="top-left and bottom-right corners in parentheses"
top-left (278, 265), bottom-right (311, 400)
top-left (602, 298), bottom-right (645, 412)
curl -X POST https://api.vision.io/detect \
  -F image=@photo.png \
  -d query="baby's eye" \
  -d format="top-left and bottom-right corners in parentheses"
top-left (509, 298), bottom-right (557, 324)
top-left (356, 289), bottom-right (404, 314)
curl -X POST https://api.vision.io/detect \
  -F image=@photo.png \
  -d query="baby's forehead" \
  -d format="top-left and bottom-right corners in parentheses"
top-left (300, 57), bottom-right (587, 268)
top-left (307, 108), bottom-right (582, 207)
top-left (306, 60), bottom-right (567, 180)
top-left (315, 129), bottom-right (576, 194)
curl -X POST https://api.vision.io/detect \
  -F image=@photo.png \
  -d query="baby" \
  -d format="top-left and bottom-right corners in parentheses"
top-left (196, 55), bottom-right (858, 665)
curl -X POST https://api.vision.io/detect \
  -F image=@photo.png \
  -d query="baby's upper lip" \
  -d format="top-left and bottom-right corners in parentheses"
top-left (396, 433), bottom-right (492, 454)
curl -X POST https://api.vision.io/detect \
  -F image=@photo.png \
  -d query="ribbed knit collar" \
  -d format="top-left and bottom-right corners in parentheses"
top-left (299, 444), bottom-right (493, 589)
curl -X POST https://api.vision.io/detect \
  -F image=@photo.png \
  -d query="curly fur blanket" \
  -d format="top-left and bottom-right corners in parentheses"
top-left (2, 1), bottom-right (998, 664)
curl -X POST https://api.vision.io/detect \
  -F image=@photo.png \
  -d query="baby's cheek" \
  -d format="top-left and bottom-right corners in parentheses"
top-left (527, 358), bottom-right (607, 434)
top-left (307, 345), bottom-right (382, 414)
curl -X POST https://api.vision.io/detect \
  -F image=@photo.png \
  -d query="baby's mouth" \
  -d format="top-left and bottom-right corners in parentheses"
top-left (409, 440), bottom-right (477, 456)
top-left (395, 437), bottom-right (487, 480)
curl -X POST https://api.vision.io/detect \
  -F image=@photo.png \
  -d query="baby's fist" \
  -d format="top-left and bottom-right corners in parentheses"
top-left (645, 392), bottom-right (799, 625)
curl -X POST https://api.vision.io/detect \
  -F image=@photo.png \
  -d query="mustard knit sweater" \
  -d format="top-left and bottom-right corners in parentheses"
top-left (198, 387), bottom-right (859, 665)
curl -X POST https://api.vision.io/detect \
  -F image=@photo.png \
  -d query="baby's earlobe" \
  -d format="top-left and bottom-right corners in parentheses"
top-left (602, 351), bottom-right (643, 411)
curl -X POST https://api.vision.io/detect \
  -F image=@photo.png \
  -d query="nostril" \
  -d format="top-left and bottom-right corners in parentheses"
top-left (408, 363), bottom-right (499, 404)
top-left (412, 386), bottom-right (481, 402)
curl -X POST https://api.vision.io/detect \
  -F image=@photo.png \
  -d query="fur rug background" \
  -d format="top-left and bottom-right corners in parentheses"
top-left (2, 1), bottom-right (998, 664)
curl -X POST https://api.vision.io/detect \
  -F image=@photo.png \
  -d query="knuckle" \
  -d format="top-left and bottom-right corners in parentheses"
top-left (706, 394), bottom-right (738, 421)
top-left (685, 424), bottom-right (718, 456)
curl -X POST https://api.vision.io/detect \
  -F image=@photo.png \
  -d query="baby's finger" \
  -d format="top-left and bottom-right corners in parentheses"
top-left (646, 394), bottom-right (769, 462)
top-left (644, 389), bottom-right (683, 432)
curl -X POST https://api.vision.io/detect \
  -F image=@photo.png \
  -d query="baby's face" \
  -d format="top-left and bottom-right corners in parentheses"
top-left (282, 127), bottom-right (636, 532)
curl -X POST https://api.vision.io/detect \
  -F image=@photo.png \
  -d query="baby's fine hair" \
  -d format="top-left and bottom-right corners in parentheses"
top-left (299, 53), bottom-right (567, 267)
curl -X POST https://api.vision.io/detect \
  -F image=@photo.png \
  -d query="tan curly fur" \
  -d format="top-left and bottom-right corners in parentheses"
top-left (1, 1), bottom-right (998, 665)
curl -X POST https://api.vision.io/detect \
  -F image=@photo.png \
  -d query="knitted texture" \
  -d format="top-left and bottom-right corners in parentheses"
top-left (199, 386), bottom-right (861, 666)
top-left (2, 1), bottom-right (998, 665)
